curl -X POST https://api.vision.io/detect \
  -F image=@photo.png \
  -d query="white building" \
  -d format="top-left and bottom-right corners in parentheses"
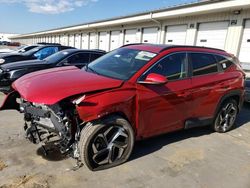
top-left (10, 0), bottom-right (250, 70)
top-left (0, 33), bottom-right (18, 42)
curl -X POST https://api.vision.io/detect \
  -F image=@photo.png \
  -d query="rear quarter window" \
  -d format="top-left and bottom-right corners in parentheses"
top-left (214, 55), bottom-right (234, 70)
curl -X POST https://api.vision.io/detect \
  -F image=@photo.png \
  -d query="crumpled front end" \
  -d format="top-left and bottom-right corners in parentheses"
top-left (18, 98), bottom-right (82, 159)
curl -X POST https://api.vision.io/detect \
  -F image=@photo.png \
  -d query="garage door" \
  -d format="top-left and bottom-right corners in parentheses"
top-left (196, 21), bottom-right (228, 50)
top-left (69, 34), bottom-right (75, 47)
top-left (60, 35), bottom-right (64, 45)
top-left (89, 33), bottom-right (97, 49)
top-left (239, 20), bottom-right (250, 70)
top-left (110, 31), bottom-right (121, 51)
top-left (81, 33), bottom-right (89, 49)
top-left (51, 36), bottom-right (55, 43)
top-left (99, 32), bottom-right (109, 51)
top-left (124, 29), bottom-right (137, 45)
top-left (142, 27), bottom-right (158, 44)
top-left (75, 34), bottom-right (81, 49)
top-left (55, 35), bottom-right (60, 44)
top-left (165, 25), bottom-right (187, 45)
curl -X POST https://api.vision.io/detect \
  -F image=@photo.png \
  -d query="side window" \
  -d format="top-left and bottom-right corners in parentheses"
top-left (33, 47), bottom-right (59, 60)
top-left (190, 53), bottom-right (218, 76)
top-left (215, 55), bottom-right (234, 70)
top-left (90, 53), bottom-right (103, 62)
top-left (66, 53), bottom-right (90, 65)
top-left (145, 53), bottom-right (187, 81)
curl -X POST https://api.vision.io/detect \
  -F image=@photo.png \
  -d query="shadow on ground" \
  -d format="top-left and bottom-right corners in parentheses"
top-left (36, 143), bottom-right (68, 161)
top-left (130, 127), bottom-right (212, 161)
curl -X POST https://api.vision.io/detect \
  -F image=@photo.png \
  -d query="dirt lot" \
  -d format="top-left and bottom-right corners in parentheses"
top-left (0, 94), bottom-right (250, 188)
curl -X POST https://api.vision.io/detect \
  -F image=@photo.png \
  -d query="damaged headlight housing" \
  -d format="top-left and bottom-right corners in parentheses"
top-left (0, 69), bottom-right (3, 74)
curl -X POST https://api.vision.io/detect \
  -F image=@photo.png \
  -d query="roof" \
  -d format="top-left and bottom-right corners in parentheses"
top-left (122, 43), bottom-right (226, 54)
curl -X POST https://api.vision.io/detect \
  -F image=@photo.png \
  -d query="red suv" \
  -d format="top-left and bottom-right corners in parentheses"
top-left (0, 44), bottom-right (245, 171)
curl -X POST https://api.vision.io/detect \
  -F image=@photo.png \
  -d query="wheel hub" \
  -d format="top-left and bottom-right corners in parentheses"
top-left (91, 126), bottom-right (129, 165)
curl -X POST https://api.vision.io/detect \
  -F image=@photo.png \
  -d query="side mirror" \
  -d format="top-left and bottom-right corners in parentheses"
top-left (138, 73), bottom-right (168, 85)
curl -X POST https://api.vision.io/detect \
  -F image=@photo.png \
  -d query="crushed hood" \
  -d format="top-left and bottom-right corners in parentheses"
top-left (13, 66), bottom-right (123, 105)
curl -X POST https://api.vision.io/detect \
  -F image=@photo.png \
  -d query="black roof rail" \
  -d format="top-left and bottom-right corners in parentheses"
top-left (120, 43), bottom-right (226, 53)
top-left (37, 42), bottom-right (61, 46)
top-left (159, 45), bottom-right (226, 53)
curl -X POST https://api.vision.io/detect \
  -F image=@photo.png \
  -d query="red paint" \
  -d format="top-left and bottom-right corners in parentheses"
top-left (12, 66), bottom-right (123, 105)
top-left (4, 44), bottom-right (245, 140)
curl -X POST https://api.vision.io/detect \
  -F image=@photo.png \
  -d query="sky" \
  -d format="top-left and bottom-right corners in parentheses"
top-left (0, 0), bottom-right (196, 34)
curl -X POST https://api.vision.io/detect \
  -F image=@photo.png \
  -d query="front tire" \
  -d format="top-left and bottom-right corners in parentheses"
top-left (79, 115), bottom-right (135, 171)
top-left (212, 99), bottom-right (238, 133)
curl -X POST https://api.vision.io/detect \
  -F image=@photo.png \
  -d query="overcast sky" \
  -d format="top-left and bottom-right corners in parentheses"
top-left (0, 0), bottom-right (195, 34)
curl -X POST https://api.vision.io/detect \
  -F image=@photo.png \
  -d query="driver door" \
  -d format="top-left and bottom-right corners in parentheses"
top-left (136, 52), bottom-right (192, 138)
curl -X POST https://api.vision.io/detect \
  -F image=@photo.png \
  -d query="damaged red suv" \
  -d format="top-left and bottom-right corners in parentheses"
top-left (0, 44), bottom-right (245, 171)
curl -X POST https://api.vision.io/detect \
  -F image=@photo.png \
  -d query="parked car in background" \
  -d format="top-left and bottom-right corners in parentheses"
top-left (0, 41), bottom-right (10, 45)
top-left (8, 42), bottom-right (20, 46)
top-left (0, 45), bottom-right (38, 54)
top-left (0, 49), bottom-right (105, 94)
top-left (0, 44), bottom-right (74, 65)
top-left (245, 79), bottom-right (250, 102)
top-left (0, 44), bottom-right (245, 171)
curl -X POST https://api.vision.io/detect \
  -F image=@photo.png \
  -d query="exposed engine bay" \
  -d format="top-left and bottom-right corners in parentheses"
top-left (19, 99), bottom-right (82, 166)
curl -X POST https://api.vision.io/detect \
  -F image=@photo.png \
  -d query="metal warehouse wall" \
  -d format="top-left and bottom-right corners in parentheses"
top-left (11, 1), bottom-right (250, 68)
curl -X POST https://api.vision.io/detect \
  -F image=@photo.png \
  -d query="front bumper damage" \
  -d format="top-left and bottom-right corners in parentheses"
top-left (1, 92), bottom-right (84, 169)
top-left (20, 100), bottom-right (81, 157)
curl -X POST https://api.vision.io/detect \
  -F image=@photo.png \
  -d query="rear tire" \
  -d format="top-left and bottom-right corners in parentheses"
top-left (212, 99), bottom-right (238, 133)
top-left (79, 115), bottom-right (135, 171)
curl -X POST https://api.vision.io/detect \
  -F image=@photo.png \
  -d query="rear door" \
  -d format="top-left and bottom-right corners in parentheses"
top-left (137, 52), bottom-right (192, 137)
top-left (188, 52), bottom-right (228, 119)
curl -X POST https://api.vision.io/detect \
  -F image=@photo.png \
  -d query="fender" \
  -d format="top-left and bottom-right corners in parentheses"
top-left (0, 91), bottom-right (20, 111)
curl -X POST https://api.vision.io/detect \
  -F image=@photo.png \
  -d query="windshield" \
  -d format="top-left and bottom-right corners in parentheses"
top-left (85, 48), bottom-right (157, 80)
top-left (44, 50), bottom-right (70, 64)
